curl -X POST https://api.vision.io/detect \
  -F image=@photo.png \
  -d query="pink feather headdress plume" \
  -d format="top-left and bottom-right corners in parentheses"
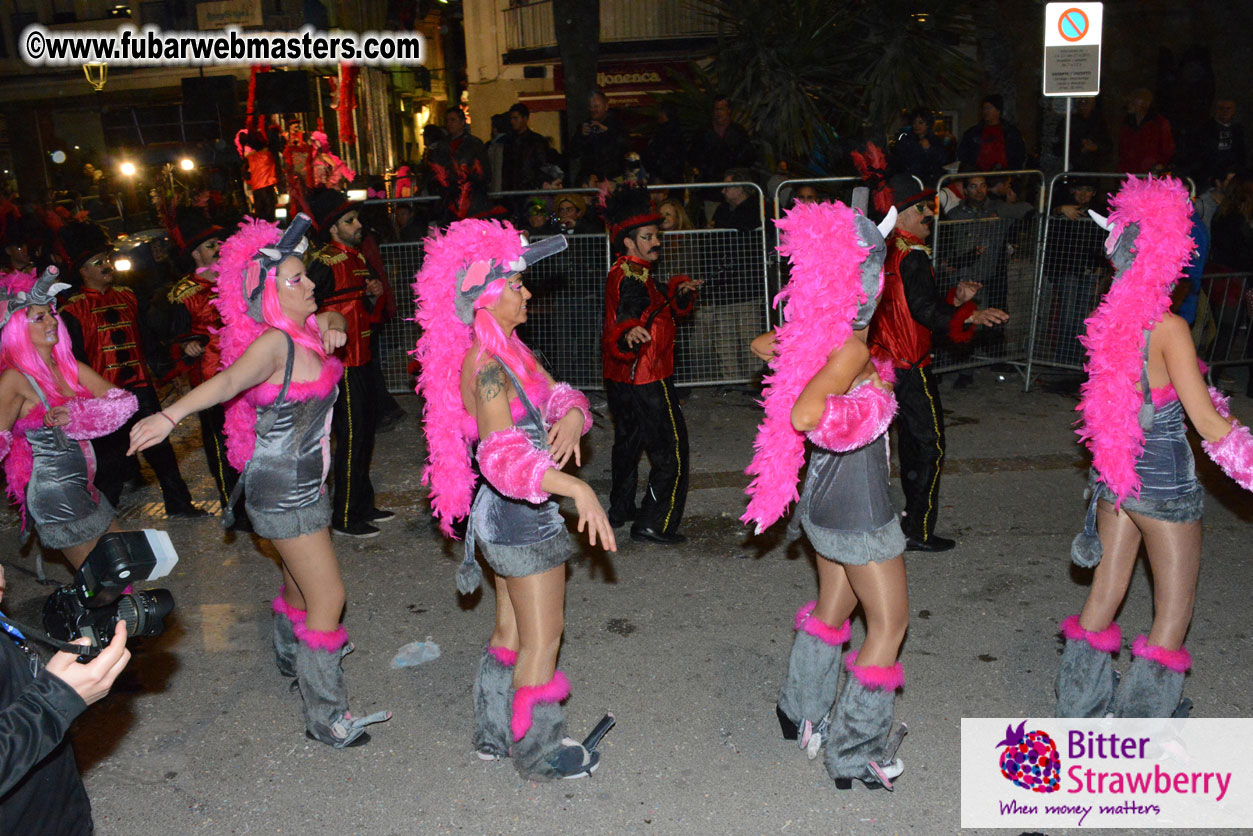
top-left (741, 201), bottom-right (877, 533)
top-left (211, 217), bottom-right (284, 471)
top-left (1075, 176), bottom-right (1195, 504)
top-left (413, 219), bottom-right (526, 536)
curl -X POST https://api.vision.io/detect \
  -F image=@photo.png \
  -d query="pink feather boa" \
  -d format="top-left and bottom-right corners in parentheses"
top-left (64, 388), bottom-right (138, 440)
top-left (511, 670), bottom-right (571, 741)
top-left (475, 427), bottom-right (555, 504)
top-left (413, 220), bottom-right (526, 536)
top-left (212, 218), bottom-right (285, 472)
top-left (844, 651), bottom-right (905, 691)
top-left (806, 364), bottom-right (897, 453)
top-left (742, 201), bottom-right (880, 534)
top-left (544, 382), bottom-right (592, 436)
top-left (1075, 176), bottom-right (1194, 505)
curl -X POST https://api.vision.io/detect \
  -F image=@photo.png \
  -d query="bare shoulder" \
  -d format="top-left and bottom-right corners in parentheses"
top-left (472, 357), bottom-right (508, 403)
top-left (1151, 313), bottom-right (1192, 350)
top-left (0, 367), bottom-right (28, 395)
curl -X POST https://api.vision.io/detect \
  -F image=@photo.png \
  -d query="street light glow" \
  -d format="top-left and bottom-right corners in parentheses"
top-left (179, 158), bottom-right (195, 171)
top-left (114, 257), bottom-right (132, 271)
top-left (120, 161), bottom-right (137, 176)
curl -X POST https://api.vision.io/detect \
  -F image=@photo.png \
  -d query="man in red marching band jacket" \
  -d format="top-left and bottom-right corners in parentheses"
top-left (602, 184), bottom-right (702, 545)
top-left (307, 188), bottom-right (393, 538)
top-left (869, 176), bottom-right (1008, 552)
top-left (163, 208), bottom-right (250, 529)
top-left (56, 220), bottom-right (206, 518)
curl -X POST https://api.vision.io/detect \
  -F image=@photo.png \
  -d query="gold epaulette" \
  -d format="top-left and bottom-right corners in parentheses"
top-left (894, 237), bottom-right (931, 258)
top-left (168, 277), bottom-right (202, 303)
top-left (620, 260), bottom-right (649, 283)
top-left (314, 245), bottom-right (348, 267)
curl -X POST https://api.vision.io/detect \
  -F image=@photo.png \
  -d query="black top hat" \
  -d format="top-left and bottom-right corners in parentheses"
top-left (172, 206), bottom-right (223, 259)
top-left (308, 187), bottom-right (358, 237)
top-left (601, 182), bottom-right (661, 243)
top-left (56, 220), bottom-right (112, 276)
top-left (887, 174), bottom-right (936, 212)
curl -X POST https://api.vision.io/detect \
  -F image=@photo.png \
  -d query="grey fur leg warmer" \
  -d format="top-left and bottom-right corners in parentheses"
top-left (293, 626), bottom-right (389, 748)
top-left (474, 646), bottom-right (516, 759)
top-left (778, 601), bottom-right (850, 731)
top-left (1112, 636), bottom-right (1191, 718)
top-left (824, 653), bottom-right (903, 782)
top-left (271, 590), bottom-right (304, 678)
top-left (1055, 615), bottom-right (1121, 718)
top-left (511, 672), bottom-right (598, 781)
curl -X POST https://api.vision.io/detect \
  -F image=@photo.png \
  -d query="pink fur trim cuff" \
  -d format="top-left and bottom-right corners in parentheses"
top-left (1202, 420), bottom-right (1253, 493)
top-left (794, 601), bottom-right (818, 630)
top-left (1060, 615), bottom-right (1122, 654)
top-left (293, 622), bottom-right (349, 652)
top-left (476, 427), bottom-right (555, 504)
top-left (844, 651), bottom-right (904, 691)
top-left (64, 389), bottom-right (139, 440)
top-left (511, 670), bottom-right (571, 741)
top-left (793, 601), bottom-right (851, 646)
top-left (271, 589), bottom-right (307, 622)
top-left (806, 385), bottom-right (897, 453)
top-left (544, 383), bottom-right (593, 436)
top-left (487, 645), bottom-right (518, 666)
top-left (1131, 635), bottom-right (1192, 672)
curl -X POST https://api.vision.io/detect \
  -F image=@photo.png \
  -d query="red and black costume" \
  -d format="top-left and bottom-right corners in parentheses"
top-left (868, 228), bottom-right (975, 544)
top-left (242, 131), bottom-right (280, 222)
top-left (56, 222), bottom-right (201, 516)
top-left (602, 240), bottom-right (696, 537)
top-left (307, 189), bottom-right (386, 532)
top-left (424, 127), bottom-right (496, 223)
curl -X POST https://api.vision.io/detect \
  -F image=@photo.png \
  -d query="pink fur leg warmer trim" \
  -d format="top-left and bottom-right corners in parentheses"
top-left (793, 601), bottom-right (851, 646)
top-left (1201, 420), bottom-right (1253, 492)
top-left (476, 427), bottom-right (555, 504)
top-left (293, 621), bottom-right (349, 652)
top-left (64, 389), bottom-right (139, 440)
top-left (487, 645), bottom-right (518, 666)
top-left (544, 383), bottom-right (593, 436)
top-left (1060, 615), bottom-right (1122, 653)
top-left (511, 670), bottom-right (571, 741)
top-left (806, 385), bottom-right (897, 453)
top-left (1131, 635), bottom-right (1192, 672)
top-left (0, 429), bottom-right (9, 463)
top-left (844, 651), bottom-right (905, 691)
top-left (271, 589), bottom-right (307, 623)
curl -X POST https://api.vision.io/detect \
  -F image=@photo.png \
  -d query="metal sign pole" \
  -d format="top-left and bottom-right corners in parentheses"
top-left (1063, 97), bottom-right (1072, 172)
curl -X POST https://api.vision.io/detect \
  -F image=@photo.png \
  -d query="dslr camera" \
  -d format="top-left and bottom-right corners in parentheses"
top-left (43, 531), bottom-right (178, 652)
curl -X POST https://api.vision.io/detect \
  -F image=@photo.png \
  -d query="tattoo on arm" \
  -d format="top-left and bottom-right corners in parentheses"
top-left (476, 363), bottom-right (506, 403)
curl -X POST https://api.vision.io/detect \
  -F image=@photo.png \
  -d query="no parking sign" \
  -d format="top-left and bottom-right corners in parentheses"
top-left (1043, 3), bottom-right (1103, 96)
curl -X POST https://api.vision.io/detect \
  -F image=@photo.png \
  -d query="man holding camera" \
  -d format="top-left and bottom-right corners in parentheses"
top-left (0, 565), bottom-right (130, 835)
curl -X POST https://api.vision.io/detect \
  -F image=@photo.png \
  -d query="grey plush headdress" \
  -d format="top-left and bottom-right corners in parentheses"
top-left (453, 233), bottom-right (568, 325)
top-left (243, 213), bottom-right (313, 323)
top-left (850, 186), bottom-right (898, 328)
top-left (0, 266), bottom-right (71, 329)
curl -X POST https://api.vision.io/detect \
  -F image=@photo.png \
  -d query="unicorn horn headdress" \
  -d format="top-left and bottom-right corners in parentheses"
top-left (0, 266), bottom-right (70, 328)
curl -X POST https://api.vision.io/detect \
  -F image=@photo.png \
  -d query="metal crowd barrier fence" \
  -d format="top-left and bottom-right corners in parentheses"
top-left (362, 183), bottom-right (772, 392)
top-left (1195, 272), bottom-right (1253, 378)
top-left (929, 169), bottom-right (1045, 377)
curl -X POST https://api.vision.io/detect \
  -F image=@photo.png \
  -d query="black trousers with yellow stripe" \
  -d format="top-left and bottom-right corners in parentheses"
top-left (198, 404), bottom-right (246, 521)
top-left (606, 377), bottom-right (689, 535)
top-left (331, 363), bottom-right (378, 529)
top-left (893, 364), bottom-right (946, 542)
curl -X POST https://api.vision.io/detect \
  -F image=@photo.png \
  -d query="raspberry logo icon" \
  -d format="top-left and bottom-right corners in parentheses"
top-left (996, 720), bottom-right (1061, 793)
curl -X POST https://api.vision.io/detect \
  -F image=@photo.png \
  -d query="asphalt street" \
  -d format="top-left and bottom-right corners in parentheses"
top-left (3, 367), bottom-right (1250, 836)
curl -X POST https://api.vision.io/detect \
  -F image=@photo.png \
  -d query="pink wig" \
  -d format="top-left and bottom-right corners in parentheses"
top-left (742, 201), bottom-right (876, 533)
top-left (212, 217), bottom-right (323, 471)
top-left (1075, 177), bottom-right (1195, 504)
top-left (0, 271), bottom-right (89, 405)
top-left (413, 219), bottom-right (531, 536)
top-left (471, 279), bottom-right (541, 381)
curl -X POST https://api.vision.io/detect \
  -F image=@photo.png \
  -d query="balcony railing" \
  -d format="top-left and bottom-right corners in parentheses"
top-left (503, 0), bottom-right (718, 55)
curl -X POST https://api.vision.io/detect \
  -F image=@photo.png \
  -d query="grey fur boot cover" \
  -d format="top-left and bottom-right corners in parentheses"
top-left (778, 630), bottom-right (844, 729)
top-left (1055, 638), bottom-right (1118, 718)
top-left (1112, 652), bottom-right (1187, 718)
top-left (473, 649), bottom-right (514, 758)
top-left (294, 642), bottom-right (389, 747)
top-left (272, 612), bottom-right (299, 678)
top-left (824, 677), bottom-right (896, 781)
top-left (512, 701), bottom-right (596, 781)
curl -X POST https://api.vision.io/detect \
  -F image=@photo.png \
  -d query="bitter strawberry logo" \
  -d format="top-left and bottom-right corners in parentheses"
top-left (996, 720), bottom-right (1061, 793)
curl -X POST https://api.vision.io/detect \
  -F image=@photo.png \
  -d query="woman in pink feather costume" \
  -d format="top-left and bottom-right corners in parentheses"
top-left (1057, 176), bottom-right (1243, 720)
top-left (0, 267), bottom-right (137, 568)
top-left (128, 215), bottom-right (389, 748)
top-left (746, 200), bottom-right (909, 791)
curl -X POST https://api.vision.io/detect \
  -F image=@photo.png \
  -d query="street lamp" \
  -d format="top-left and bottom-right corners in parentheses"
top-left (179, 158), bottom-right (195, 171)
top-left (83, 62), bottom-right (108, 92)
top-left (120, 161), bottom-right (137, 177)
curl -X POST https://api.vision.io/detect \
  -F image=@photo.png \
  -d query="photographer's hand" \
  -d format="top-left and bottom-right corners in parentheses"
top-left (45, 622), bottom-right (130, 706)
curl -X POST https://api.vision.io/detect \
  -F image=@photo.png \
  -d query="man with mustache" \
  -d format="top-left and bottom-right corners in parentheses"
top-left (602, 184), bottom-right (702, 545)
top-left (868, 176), bottom-right (1008, 552)
top-left (307, 188), bottom-right (392, 538)
top-left (57, 220), bottom-right (206, 518)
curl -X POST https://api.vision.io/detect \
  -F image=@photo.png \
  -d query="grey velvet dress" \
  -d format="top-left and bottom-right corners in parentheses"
top-left (20, 374), bottom-right (114, 550)
top-left (1090, 396), bottom-right (1203, 523)
top-left (789, 383), bottom-right (906, 565)
top-left (240, 336), bottom-right (337, 540)
top-left (465, 363), bottom-right (573, 579)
